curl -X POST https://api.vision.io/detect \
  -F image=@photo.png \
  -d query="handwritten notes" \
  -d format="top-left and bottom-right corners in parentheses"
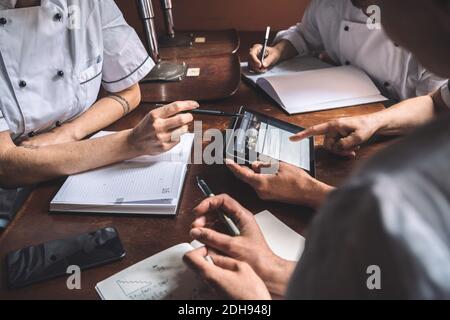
top-left (96, 211), bottom-right (305, 300)
top-left (96, 244), bottom-right (217, 300)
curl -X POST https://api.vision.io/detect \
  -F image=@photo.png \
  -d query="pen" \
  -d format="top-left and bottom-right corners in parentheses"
top-left (184, 109), bottom-right (244, 118)
top-left (196, 177), bottom-right (241, 237)
top-left (259, 26), bottom-right (271, 66)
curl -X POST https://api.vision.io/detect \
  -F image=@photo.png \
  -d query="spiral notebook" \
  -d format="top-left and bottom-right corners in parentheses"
top-left (50, 132), bottom-right (194, 216)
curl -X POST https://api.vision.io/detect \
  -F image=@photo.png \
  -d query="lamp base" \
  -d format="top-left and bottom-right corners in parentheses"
top-left (141, 61), bottom-right (188, 82)
top-left (159, 33), bottom-right (193, 48)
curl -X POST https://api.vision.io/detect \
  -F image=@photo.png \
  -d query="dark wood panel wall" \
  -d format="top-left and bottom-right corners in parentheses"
top-left (115, 0), bottom-right (310, 35)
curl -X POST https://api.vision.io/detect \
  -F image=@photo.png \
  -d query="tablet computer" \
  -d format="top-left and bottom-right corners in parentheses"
top-left (225, 107), bottom-right (315, 177)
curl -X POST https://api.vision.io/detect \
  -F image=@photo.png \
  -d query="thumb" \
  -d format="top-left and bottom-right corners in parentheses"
top-left (261, 50), bottom-right (278, 68)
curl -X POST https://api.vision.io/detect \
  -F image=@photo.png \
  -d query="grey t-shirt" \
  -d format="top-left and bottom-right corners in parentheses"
top-left (287, 113), bottom-right (450, 299)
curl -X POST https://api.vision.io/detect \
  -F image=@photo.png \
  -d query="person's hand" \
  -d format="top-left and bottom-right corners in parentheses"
top-left (289, 115), bottom-right (381, 157)
top-left (184, 246), bottom-right (271, 300)
top-left (127, 101), bottom-right (198, 155)
top-left (19, 123), bottom-right (81, 148)
top-left (248, 40), bottom-right (298, 73)
top-left (190, 194), bottom-right (296, 296)
top-left (226, 159), bottom-right (333, 209)
top-left (248, 44), bottom-right (282, 73)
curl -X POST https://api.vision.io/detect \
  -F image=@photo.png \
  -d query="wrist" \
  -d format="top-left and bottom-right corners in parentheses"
top-left (301, 176), bottom-right (334, 210)
top-left (259, 256), bottom-right (296, 296)
top-left (124, 129), bottom-right (145, 157)
top-left (274, 40), bottom-right (298, 61)
top-left (60, 121), bottom-right (87, 141)
top-left (370, 111), bottom-right (391, 136)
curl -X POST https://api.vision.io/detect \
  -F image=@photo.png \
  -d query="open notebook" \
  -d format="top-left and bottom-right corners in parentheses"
top-left (50, 132), bottom-right (194, 215)
top-left (242, 56), bottom-right (387, 114)
top-left (95, 210), bottom-right (305, 300)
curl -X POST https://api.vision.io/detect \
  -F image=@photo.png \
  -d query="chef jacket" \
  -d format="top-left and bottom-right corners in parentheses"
top-left (0, 0), bottom-right (154, 141)
top-left (288, 113), bottom-right (450, 299)
top-left (274, 0), bottom-right (446, 102)
top-left (441, 81), bottom-right (450, 108)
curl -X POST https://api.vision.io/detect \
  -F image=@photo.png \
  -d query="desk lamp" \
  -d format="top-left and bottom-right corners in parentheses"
top-left (136, 0), bottom-right (187, 82)
top-left (158, 0), bottom-right (193, 47)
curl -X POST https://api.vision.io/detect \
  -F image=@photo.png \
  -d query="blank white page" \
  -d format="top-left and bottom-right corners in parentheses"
top-left (241, 56), bottom-right (332, 85)
top-left (258, 65), bottom-right (387, 114)
top-left (255, 210), bottom-right (305, 262)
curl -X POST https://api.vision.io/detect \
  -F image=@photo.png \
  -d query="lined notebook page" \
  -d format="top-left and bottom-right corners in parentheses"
top-left (92, 132), bottom-right (194, 164)
top-left (52, 133), bottom-right (194, 204)
top-left (96, 211), bottom-right (305, 300)
top-left (53, 161), bottom-right (184, 204)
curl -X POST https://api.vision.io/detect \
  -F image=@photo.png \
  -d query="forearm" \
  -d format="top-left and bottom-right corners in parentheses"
top-left (0, 130), bottom-right (139, 188)
top-left (64, 83), bottom-right (142, 140)
top-left (308, 181), bottom-right (334, 209)
top-left (373, 95), bottom-right (437, 136)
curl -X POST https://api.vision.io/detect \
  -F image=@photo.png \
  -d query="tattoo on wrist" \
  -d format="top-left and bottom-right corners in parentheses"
top-left (107, 93), bottom-right (131, 116)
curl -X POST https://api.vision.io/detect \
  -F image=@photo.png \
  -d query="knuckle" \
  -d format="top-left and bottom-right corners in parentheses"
top-left (221, 194), bottom-right (232, 201)
top-left (155, 132), bottom-right (165, 141)
top-left (202, 229), bottom-right (212, 240)
top-left (173, 101), bottom-right (183, 110)
top-left (152, 119), bottom-right (163, 131)
top-left (203, 271), bottom-right (216, 283)
top-left (333, 119), bottom-right (343, 127)
top-left (149, 110), bottom-right (157, 120)
top-left (236, 261), bottom-right (248, 272)
top-left (258, 191), bottom-right (270, 201)
top-left (184, 113), bottom-right (194, 123)
top-left (224, 240), bottom-right (236, 253)
top-left (353, 134), bottom-right (364, 144)
top-left (183, 251), bottom-right (194, 261)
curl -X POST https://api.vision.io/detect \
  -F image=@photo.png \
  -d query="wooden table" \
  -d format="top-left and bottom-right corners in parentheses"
top-left (0, 32), bottom-right (390, 300)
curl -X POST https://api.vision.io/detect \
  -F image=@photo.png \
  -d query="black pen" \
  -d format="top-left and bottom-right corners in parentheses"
top-left (196, 177), bottom-right (241, 237)
top-left (184, 109), bottom-right (244, 118)
top-left (259, 26), bottom-right (271, 66)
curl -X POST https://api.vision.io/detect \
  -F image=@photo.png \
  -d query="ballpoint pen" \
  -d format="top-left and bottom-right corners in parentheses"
top-left (196, 177), bottom-right (241, 237)
top-left (259, 26), bottom-right (271, 66)
top-left (184, 109), bottom-right (244, 118)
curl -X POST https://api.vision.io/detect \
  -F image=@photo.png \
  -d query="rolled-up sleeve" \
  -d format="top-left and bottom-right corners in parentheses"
top-left (99, 0), bottom-right (155, 93)
top-left (273, 0), bottom-right (323, 57)
top-left (415, 66), bottom-right (447, 97)
top-left (0, 109), bottom-right (9, 133)
top-left (441, 81), bottom-right (450, 108)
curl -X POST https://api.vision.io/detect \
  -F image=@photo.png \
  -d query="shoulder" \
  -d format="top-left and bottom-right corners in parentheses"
top-left (309, 0), bottom-right (346, 11)
top-left (306, 0), bottom-right (349, 21)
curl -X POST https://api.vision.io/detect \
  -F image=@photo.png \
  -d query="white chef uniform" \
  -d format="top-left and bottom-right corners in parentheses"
top-left (274, 0), bottom-right (446, 101)
top-left (441, 81), bottom-right (450, 108)
top-left (0, 0), bottom-right (154, 141)
top-left (288, 113), bottom-right (450, 299)
top-left (0, 0), bottom-right (154, 227)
